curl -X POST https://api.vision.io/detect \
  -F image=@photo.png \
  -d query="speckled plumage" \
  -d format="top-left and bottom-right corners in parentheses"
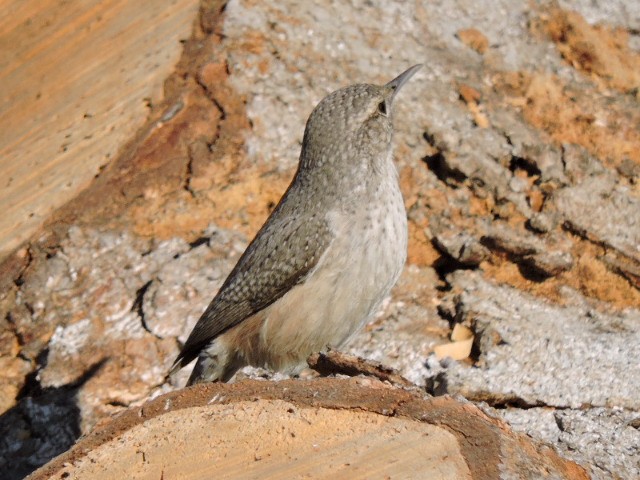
top-left (171, 65), bottom-right (422, 385)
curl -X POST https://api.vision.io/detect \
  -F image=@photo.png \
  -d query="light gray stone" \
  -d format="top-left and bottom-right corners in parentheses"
top-left (438, 271), bottom-right (640, 410)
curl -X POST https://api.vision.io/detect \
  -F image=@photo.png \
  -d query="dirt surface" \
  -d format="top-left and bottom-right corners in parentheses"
top-left (1, 0), bottom-right (639, 478)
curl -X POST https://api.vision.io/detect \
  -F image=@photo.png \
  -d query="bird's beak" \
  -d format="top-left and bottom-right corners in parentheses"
top-left (385, 64), bottom-right (422, 104)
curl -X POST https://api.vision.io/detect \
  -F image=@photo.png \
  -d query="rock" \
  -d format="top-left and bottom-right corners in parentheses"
top-left (528, 212), bottom-right (557, 233)
top-left (616, 157), bottom-right (640, 182)
top-left (456, 28), bottom-right (490, 54)
top-left (480, 221), bottom-right (574, 276)
top-left (560, 144), bottom-right (608, 184)
top-left (433, 270), bottom-right (640, 478)
top-left (555, 174), bottom-right (640, 263)
top-left (522, 249), bottom-right (574, 277)
top-left (433, 228), bottom-right (491, 266)
top-left (440, 271), bottom-right (640, 410)
top-left (501, 407), bottom-right (640, 480)
top-left (600, 252), bottom-right (640, 289)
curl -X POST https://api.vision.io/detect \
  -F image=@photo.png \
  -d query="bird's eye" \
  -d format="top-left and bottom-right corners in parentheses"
top-left (377, 100), bottom-right (387, 116)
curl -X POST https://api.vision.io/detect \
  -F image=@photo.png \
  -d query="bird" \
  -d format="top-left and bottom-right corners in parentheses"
top-left (171, 65), bottom-right (422, 385)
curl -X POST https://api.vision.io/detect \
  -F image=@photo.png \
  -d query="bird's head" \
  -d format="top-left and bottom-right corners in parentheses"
top-left (300, 65), bottom-right (422, 171)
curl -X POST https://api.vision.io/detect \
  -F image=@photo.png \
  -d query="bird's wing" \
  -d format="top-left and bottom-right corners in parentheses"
top-left (172, 203), bottom-right (333, 371)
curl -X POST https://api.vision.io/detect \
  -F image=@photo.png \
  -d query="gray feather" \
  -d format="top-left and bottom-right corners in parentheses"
top-left (172, 181), bottom-right (333, 371)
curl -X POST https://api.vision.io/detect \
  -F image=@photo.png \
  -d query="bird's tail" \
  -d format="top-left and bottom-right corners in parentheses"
top-left (188, 347), bottom-right (245, 385)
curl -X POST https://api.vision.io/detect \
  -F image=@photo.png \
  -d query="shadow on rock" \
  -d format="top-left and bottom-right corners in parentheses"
top-left (0, 360), bottom-right (106, 480)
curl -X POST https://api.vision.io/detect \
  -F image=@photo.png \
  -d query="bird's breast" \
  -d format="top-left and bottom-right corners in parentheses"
top-left (243, 169), bottom-right (407, 372)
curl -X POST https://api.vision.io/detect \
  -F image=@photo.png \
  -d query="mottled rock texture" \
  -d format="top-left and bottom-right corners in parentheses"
top-left (1, 0), bottom-right (639, 478)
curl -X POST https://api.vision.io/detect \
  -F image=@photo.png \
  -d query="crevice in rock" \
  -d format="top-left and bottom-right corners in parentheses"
top-left (562, 221), bottom-right (640, 289)
top-left (431, 232), bottom-right (479, 292)
top-left (131, 281), bottom-right (156, 338)
top-left (432, 251), bottom-right (479, 291)
top-left (195, 69), bottom-right (228, 148)
top-left (480, 235), bottom-right (535, 257)
top-left (479, 237), bottom-right (555, 283)
top-left (559, 143), bottom-right (569, 173)
top-left (516, 258), bottom-right (556, 282)
top-left (436, 303), bottom-right (456, 324)
top-left (188, 235), bottom-right (211, 249)
top-left (477, 395), bottom-right (545, 410)
top-left (561, 220), bottom-right (607, 250)
top-left (22, 301), bottom-right (35, 316)
top-left (195, 71), bottom-right (224, 113)
top-left (422, 152), bottom-right (466, 187)
top-left (599, 252), bottom-right (640, 290)
top-left (469, 392), bottom-right (575, 411)
top-left (209, 94), bottom-right (226, 121)
top-left (554, 413), bottom-right (566, 432)
top-left (509, 155), bottom-right (542, 177)
top-left (422, 130), bottom-right (438, 147)
top-left (468, 337), bottom-right (483, 364)
top-left (425, 371), bottom-right (448, 396)
top-left (184, 147), bottom-right (196, 197)
top-left (5, 311), bottom-right (25, 349)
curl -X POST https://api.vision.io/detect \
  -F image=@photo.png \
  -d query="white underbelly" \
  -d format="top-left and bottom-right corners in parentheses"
top-left (257, 189), bottom-right (407, 370)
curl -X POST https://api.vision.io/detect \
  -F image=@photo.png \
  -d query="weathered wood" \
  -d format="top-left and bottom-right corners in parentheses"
top-left (307, 349), bottom-right (415, 387)
top-left (28, 378), bottom-right (589, 480)
top-left (0, 0), bottom-right (199, 259)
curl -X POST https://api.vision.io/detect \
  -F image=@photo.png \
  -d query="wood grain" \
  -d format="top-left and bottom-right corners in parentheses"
top-left (27, 378), bottom-right (589, 480)
top-left (0, 0), bottom-right (199, 259)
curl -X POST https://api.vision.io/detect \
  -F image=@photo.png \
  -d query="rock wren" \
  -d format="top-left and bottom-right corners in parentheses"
top-left (171, 65), bottom-right (422, 385)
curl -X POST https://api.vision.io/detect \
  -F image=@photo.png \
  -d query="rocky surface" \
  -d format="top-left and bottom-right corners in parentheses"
top-left (1, 0), bottom-right (640, 478)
